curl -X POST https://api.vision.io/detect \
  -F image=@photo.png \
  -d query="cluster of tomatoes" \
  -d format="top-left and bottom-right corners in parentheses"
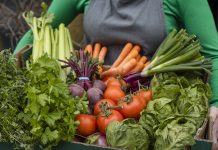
top-left (75, 77), bottom-right (152, 136)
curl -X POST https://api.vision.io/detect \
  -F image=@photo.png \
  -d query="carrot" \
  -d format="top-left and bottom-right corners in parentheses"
top-left (132, 45), bottom-right (141, 52)
top-left (93, 43), bottom-right (101, 59)
top-left (84, 44), bottom-right (93, 56)
top-left (121, 58), bottom-right (137, 76)
top-left (111, 43), bottom-right (133, 68)
top-left (98, 46), bottom-right (108, 62)
top-left (129, 62), bottom-right (144, 74)
top-left (136, 55), bottom-right (141, 61)
top-left (118, 46), bottom-right (139, 67)
top-left (101, 67), bottom-right (123, 78)
top-left (139, 56), bottom-right (148, 64)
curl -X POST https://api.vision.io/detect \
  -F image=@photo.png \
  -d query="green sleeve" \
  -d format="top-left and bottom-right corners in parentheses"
top-left (164, 0), bottom-right (218, 107)
top-left (14, 0), bottom-right (89, 54)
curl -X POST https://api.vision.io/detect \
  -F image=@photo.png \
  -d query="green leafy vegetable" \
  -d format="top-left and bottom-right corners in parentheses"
top-left (0, 49), bottom-right (33, 149)
top-left (154, 117), bottom-right (197, 150)
top-left (139, 72), bottom-right (211, 150)
top-left (106, 119), bottom-right (150, 150)
top-left (23, 55), bottom-right (87, 149)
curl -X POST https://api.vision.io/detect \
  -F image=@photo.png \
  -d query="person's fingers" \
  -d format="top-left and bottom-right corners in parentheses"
top-left (209, 107), bottom-right (218, 140)
top-left (212, 143), bottom-right (218, 150)
top-left (212, 118), bottom-right (218, 142)
top-left (209, 106), bottom-right (218, 122)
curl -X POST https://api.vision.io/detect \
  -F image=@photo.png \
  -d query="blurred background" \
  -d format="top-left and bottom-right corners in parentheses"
top-left (0, 0), bottom-right (217, 50)
top-left (0, 0), bottom-right (84, 51)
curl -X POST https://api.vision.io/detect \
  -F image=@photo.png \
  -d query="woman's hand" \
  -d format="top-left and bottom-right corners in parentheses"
top-left (209, 106), bottom-right (218, 150)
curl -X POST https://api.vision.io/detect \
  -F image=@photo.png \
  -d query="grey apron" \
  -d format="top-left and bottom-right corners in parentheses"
top-left (83, 0), bottom-right (166, 65)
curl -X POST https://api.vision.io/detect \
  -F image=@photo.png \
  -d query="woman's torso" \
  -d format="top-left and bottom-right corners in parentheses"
top-left (83, 0), bottom-right (167, 65)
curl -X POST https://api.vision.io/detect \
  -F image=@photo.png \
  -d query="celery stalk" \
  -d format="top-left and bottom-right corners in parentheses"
top-left (54, 29), bottom-right (59, 59)
top-left (58, 23), bottom-right (66, 62)
top-left (50, 27), bottom-right (55, 58)
top-left (64, 28), bottom-right (70, 59)
top-left (43, 25), bottom-right (51, 57)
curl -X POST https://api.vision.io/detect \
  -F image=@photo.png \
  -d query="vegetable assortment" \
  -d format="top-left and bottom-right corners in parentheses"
top-left (1, 5), bottom-right (212, 149)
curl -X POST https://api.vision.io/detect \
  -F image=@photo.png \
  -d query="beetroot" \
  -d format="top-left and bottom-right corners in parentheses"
top-left (69, 83), bottom-right (85, 97)
top-left (87, 87), bottom-right (103, 105)
top-left (93, 80), bottom-right (106, 91)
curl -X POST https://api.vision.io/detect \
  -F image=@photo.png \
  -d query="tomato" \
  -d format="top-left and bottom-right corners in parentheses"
top-left (103, 86), bottom-right (125, 104)
top-left (107, 78), bottom-right (122, 88)
top-left (137, 89), bottom-right (152, 104)
top-left (118, 95), bottom-right (146, 119)
top-left (102, 76), bottom-right (116, 85)
top-left (75, 114), bottom-right (97, 136)
top-left (94, 99), bottom-right (116, 115)
top-left (97, 110), bottom-right (124, 134)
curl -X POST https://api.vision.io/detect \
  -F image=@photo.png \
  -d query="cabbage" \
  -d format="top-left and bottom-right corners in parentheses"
top-left (154, 117), bottom-right (197, 150)
top-left (139, 72), bottom-right (211, 149)
top-left (106, 119), bottom-right (150, 150)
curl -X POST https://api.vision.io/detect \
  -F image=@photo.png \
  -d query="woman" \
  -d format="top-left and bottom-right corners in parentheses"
top-left (15, 0), bottom-right (218, 148)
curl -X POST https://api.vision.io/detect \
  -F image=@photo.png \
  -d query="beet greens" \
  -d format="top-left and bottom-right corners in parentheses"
top-left (60, 50), bottom-right (101, 90)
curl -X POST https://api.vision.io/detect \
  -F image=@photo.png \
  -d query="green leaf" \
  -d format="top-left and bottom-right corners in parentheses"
top-left (45, 111), bottom-right (63, 126)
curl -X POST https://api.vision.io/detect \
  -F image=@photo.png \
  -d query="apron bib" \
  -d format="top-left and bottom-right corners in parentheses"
top-left (83, 0), bottom-right (166, 65)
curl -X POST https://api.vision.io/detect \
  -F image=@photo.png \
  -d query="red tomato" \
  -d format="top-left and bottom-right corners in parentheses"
top-left (137, 89), bottom-right (152, 104)
top-left (75, 114), bottom-right (97, 136)
top-left (107, 78), bottom-right (122, 88)
top-left (102, 76), bottom-right (116, 85)
top-left (118, 95), bottom-right (146, 119)
top-left (97, 110), bottom-right (124, 134)
top-left (103, 86), bottom-right (125, 104)
top-left (94, 99), bottom-right (116, 115)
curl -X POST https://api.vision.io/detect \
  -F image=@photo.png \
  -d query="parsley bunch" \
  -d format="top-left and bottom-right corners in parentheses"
top-left (24, 55), bottom-right (87, 149)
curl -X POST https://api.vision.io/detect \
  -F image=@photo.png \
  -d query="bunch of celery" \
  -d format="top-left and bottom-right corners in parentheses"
top-left (124, 29), bottom-right (212, 82)
top-left (23, 10), bottom-right (74, 63)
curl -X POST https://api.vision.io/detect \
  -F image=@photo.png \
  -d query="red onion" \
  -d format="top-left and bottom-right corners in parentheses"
top-left (86, 132), bottom-right (107, 146)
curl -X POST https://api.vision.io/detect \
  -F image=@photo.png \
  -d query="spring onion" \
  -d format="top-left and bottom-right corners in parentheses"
top-left (124, 29), bottom-right (212, 82)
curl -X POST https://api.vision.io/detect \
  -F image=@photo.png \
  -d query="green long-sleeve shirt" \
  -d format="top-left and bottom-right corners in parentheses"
top-left (14, 0), bottom-right (218, 107)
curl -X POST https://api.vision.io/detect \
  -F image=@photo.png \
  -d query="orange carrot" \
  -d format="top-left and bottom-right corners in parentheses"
top-left (139, 56), bottom-right (148, 64)
top-left (111, 43), bottom-right (133, 68)
top-left (84, 44), bottom-right (93, 56)
top-left (129, 62), bottom-right (144, 74)
top-left (93, 43), bottom-right (101, 59)
top-left (118, 46), bottom-right (139, 67)
top-left (132, 45), bottom-right (141, 52)
top-left (121, 58), bottom-right (137, 76)
top-left (101, 67), bottom-right (123, 78)
top-left (98, 46), bottom-right (108, 62)
top-left (136, 55), bottom-right (141, 61)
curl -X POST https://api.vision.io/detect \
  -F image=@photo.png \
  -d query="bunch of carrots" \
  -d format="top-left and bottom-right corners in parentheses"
top-left (101, 43), bottom-right (150, 78)
top-left (84, 43), bottom-right (108, 62)
top-left (83, 42), bottom-right (150, 78)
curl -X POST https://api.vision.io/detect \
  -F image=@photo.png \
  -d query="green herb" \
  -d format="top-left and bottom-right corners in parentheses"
top-left (0, 49), bottom-right (33, 149)
top-left (24, 55), bottom-right (87, 149)
top-left (106, 119), bottom-right (150, 150)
